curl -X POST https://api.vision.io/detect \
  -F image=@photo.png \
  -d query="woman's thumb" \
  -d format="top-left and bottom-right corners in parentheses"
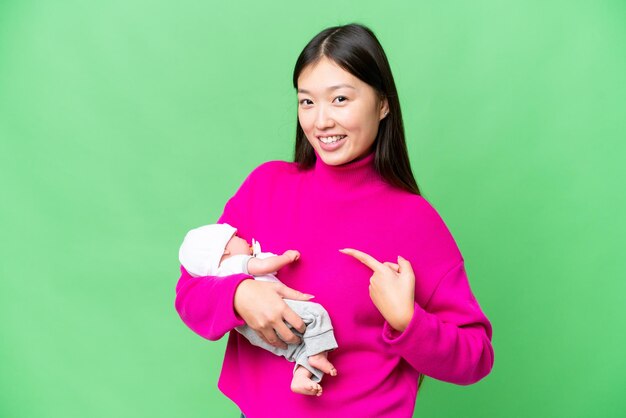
top-left (397, 255), bottom-right (414, 276)
top-left (278, 284), bottom-right (314, 300)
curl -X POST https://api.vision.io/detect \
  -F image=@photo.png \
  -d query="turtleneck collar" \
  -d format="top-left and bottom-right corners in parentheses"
top-left (311, 149), bottom-right (384, 192)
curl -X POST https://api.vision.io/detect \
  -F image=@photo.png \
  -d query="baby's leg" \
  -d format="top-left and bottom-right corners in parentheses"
top-left (291, 365), bottom-right (323, 397)
top-left (308, 351), bottom-right (337, 376)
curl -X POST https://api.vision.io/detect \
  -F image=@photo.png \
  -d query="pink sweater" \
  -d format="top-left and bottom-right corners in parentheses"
top-left (175, 150), bottom-right (494, 418)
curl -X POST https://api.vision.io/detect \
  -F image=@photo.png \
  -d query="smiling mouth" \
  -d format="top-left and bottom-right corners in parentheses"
top-left (318, 135), bottom-right (346, 144)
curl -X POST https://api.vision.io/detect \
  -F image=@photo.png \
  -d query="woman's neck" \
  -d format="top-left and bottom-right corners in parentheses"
top-left (311, 149), bottom-right (384, 192)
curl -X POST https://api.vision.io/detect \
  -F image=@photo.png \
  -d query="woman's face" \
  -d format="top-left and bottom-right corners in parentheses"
top-left (297, 57), bottom-right (389, 166)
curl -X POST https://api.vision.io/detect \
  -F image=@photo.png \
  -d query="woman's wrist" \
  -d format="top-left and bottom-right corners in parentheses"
top-left (388, 303), bottom-right (415, 332)
top-left (233, 278), bottom-right (254, 320)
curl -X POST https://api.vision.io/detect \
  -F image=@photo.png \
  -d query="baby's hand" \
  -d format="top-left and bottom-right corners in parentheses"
top-left (283, 250), bottom-right (300, 262)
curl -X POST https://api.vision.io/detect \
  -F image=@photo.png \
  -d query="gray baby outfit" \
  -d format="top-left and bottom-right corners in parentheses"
top-left (216, 248), bottom-right (338, 382)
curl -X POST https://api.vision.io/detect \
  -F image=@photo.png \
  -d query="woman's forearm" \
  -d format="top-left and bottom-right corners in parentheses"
top-left (174, 265), bottom-right (251, 340)
top-left (381, 261), bottom-right (494, 385)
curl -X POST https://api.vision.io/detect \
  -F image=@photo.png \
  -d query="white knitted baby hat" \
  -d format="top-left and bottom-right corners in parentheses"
top-left (178, 223), bottom-right (237, 277)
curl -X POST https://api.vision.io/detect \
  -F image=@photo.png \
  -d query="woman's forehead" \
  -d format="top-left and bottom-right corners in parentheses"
top-left (297, 58), bottom-right (362, 92)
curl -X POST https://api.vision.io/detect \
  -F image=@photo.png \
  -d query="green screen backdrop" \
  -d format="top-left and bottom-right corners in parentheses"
top-left (1, 1), bottom-right (624, 417)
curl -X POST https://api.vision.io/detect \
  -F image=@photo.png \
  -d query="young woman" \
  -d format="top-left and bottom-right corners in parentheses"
top-left (175, 23), bottom-right (494, 418)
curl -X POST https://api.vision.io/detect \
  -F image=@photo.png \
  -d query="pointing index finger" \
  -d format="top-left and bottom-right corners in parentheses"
top-left (339, 248), bottom-right (385, 272)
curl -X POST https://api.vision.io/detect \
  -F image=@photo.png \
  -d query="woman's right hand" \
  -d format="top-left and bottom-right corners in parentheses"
top-left (233, 280), bottom-right (313, 349)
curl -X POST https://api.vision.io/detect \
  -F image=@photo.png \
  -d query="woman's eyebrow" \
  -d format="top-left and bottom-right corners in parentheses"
top-left (297, 84), bottom-right (356, 94)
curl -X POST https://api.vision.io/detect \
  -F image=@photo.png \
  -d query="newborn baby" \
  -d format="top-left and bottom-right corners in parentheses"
top-left (179, 223), bottom-right (338, 396)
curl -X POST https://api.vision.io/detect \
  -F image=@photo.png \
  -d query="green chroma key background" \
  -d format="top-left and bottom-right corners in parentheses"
top-left (0, 1), bottom-right (624, 417)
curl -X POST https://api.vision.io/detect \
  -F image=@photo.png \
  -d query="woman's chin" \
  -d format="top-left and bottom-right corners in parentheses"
top-left (316, 148), bottom-right (354, 166)
top-left (320, 155), bottom-right (348, 166)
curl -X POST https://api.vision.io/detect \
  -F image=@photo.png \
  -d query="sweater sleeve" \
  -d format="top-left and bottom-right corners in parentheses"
top-left (174, 167), bottom-right (260, 341)
top-left (381, 259), bottom-right (494, 385)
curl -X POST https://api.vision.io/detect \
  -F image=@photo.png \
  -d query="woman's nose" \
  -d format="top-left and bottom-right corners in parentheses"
top-left (314, 106), bottom-right (335, 129)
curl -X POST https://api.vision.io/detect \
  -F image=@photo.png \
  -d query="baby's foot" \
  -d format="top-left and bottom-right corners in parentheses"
top-left (291, 366), bottom-right (323, 397)
top-left (308, 352), bottom-right (337, 377)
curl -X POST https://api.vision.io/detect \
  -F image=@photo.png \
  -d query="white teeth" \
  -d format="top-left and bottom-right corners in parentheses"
top-left (319, 135), bottom-right (346, 144)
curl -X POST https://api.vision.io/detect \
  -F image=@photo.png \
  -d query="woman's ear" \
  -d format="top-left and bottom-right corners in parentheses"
top-left (379, 97), bottom-right (390, 120)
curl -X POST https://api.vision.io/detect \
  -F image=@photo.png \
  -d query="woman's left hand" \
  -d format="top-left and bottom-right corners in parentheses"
top-left (339, 248), bottom-right (415, 332)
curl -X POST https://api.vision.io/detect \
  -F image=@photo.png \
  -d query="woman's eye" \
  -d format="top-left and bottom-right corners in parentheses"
top-left (299, 99), bottom-right (313, 106)
top-left (334, 96), bottom-right (347, 103)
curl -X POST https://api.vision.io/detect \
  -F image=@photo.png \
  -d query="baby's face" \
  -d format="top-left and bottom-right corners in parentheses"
top-left (225, 233), bottom-right (253, 256)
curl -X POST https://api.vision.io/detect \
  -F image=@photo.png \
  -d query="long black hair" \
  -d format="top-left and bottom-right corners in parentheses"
top-left (292, 23), bottom-right (421, 196)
